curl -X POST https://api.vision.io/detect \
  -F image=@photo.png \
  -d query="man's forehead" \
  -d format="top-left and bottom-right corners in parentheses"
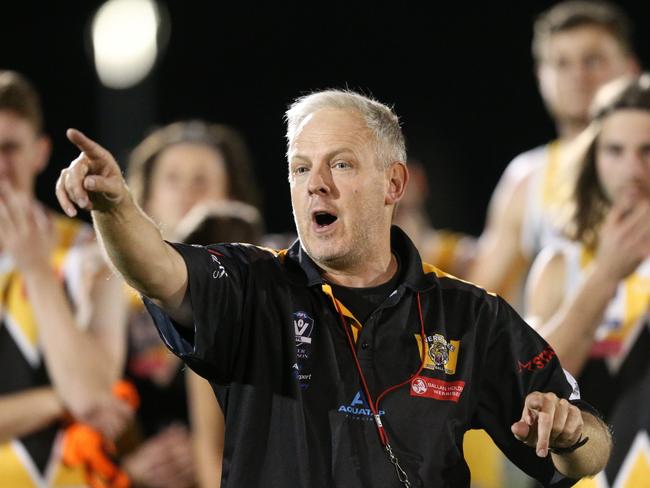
top-left (543, 25), bottom-right (623, 57)
top-left (290, 108), bottom-right (373, 153)
top-left (0, 110), bottom-right (37, 137)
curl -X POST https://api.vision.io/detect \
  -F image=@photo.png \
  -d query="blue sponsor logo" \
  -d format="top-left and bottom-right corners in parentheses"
top-left (337, 391), bottom-right (385, 418)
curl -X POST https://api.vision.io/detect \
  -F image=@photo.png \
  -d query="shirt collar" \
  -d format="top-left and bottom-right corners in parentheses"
top-left (285, 226), bottom-right (436, 291)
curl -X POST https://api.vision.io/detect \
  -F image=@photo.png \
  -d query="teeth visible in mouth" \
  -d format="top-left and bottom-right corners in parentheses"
top-left (314, 212), bottom-right (337, 226)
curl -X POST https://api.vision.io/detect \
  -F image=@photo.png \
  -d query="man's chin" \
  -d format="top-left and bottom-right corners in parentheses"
top-left (303, 243), bottom-right (352, 269)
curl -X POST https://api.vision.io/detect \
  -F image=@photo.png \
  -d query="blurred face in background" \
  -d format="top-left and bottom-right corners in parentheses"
top-left (145, 142), bottom-right (229, 236)
top-left (0, 110), bottom-right (49, 195)
top-left (596, 109), bottom-right (650, 205)
top-left (537, 24), bottom-right (637, 129)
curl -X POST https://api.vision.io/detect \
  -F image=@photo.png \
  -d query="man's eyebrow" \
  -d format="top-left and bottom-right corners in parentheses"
top-left (290, 147), bottom-right (356, 162)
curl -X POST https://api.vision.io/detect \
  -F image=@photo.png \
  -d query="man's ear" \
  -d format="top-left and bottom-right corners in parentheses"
top-left (33, 135), bottom-right (51, 174)
top-left (385, 162), bottom-right (409, 205)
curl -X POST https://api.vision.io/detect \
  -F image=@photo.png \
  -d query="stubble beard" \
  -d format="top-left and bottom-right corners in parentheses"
top-left (295, 216), bottom-right (373, 272)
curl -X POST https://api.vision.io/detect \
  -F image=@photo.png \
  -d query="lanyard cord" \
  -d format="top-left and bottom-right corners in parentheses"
top-left (332, 292), bottom-right (428, 488)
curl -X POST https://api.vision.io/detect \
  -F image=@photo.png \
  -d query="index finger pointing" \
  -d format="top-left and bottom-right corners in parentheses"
top-left (536, 410), bottom-right (553, 457)
top-left (66, 128), bottom-right (107, 160)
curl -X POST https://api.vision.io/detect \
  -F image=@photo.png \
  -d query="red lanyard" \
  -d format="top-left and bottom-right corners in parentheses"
top-left (332, 291), bottom-right (428, 488)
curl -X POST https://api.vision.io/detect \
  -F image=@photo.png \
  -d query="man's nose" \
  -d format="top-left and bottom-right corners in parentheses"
top-left (307, 167), bottom-right (332, 195)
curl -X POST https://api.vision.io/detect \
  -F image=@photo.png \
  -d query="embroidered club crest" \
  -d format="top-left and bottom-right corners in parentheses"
top-left (414, 333), bottom-right (460, 374)
top-left (429, 334), bottom-right (454, 368)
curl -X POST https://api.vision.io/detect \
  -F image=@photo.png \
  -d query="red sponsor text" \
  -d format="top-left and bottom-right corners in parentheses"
top-left (517, 346), bottom-right (556, 373)
top-left (410, 376), bottom-right (465, 403)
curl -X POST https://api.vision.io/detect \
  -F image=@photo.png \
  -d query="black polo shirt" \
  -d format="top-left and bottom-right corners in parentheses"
top-left (145, 227), bottom-right (581, 487)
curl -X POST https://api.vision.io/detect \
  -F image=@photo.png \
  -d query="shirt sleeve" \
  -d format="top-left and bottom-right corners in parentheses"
top-left (471, 294), bottom-right (593, 488)
top-left (143, 241), bottom-right (255, 383)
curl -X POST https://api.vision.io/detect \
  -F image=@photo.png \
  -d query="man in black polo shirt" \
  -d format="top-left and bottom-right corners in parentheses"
top-left (56, 90), bottom-right (612, 487)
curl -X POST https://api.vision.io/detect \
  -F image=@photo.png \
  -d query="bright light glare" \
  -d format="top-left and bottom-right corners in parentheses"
top-left (92, 0), bottom-right (160, 89)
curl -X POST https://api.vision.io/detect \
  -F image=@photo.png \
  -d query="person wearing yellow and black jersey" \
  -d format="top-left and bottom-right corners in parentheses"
top-left (526, 74), bottom-right (650, 488)
top-left (0, 71), bottom-right (129, 487)
top-left (470, 0), bottom-right (639, 312)
top-left (465, 4), bottom-right (641, 487)
top-left (56, 89), bottom-right (612, 487)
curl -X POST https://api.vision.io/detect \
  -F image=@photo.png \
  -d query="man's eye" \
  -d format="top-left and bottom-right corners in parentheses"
top-left (0, 142), bottom-right (21, 155)
top-left (603, 145), bottom-right (622, 157)
top-left (553, 58), bottom-right (569, 70)
top-left (333, 161), bottom-right (350, 169)
top-left (293, 166), bottom-right (309, 175)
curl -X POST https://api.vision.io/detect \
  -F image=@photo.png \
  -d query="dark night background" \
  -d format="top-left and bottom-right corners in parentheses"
top-left (2, 0), bottom-right (649, 236)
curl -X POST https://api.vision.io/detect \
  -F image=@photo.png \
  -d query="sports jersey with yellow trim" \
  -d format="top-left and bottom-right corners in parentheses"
top-left (418, 229), bottom-right (475, 278)
top-left (518, 140), bottom-right (574, 259)
top-left (144, 226), bottom-right (590, 488)
top-left (551, 239), bottom-right (650, 488)
top-left (0, 213), bottom-right (95, 488)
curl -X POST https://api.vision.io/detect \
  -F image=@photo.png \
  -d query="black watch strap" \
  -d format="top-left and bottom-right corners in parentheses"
top-left (549, 435), bottom-right (589, 455)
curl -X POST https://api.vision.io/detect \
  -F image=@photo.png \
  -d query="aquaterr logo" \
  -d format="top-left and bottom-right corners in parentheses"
top-left (337, 391), bottom-right (385, 419)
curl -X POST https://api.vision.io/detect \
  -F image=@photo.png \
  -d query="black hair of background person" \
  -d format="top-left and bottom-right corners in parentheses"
top-left (3, 0), bottom-right (649, 236)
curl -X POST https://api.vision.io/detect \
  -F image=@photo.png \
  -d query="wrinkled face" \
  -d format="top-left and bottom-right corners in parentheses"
top-left (146, 143), bottom-right (229, 234)
top-left (537, 25), bottom-right (635, 126)
top-left (288, 108), bottom-right (392, 270)
top-left (0, 110), bottom-right (48, 193)
top-left (596, 109), bottom-right (650, 204)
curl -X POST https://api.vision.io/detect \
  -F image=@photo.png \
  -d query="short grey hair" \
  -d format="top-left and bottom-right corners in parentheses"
top-left (285, 89), bottom-right (407, 167)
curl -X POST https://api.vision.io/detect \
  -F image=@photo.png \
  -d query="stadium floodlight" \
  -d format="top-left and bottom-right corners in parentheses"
top-left (91, 0), bottom-right (163, 89)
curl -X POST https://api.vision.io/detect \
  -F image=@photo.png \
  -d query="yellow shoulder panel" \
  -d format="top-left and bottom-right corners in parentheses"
top-left (422, 262), bottom-right (497, 297)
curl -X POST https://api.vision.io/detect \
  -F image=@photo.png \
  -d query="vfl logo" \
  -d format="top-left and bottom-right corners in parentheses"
top-left (415, 334), bottom-right (460, 374)
top-left (337, 391), bottom-right (385, 418)
top-left (293, 311), bottom-right (314, 345)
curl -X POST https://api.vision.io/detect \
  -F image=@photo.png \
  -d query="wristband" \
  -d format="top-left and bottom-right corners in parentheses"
top-left (549, 435), bottom-right (589, 455)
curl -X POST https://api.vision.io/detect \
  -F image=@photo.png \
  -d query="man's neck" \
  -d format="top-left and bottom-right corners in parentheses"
top-left (556, 117), bottom-right (588, 142)
top-left (321, 252), bottom-right (398, 288)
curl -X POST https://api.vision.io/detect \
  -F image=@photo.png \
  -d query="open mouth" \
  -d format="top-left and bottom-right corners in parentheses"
top-left (313, 211), bottom-right (337, 228)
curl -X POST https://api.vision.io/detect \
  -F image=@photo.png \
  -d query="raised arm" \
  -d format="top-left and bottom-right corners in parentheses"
top-left (525, 196), bottom-right (650, 376)
top-left (0, 184), bottom-right (131, 438)
top-left (55, 129), bottom-right (189, 317)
